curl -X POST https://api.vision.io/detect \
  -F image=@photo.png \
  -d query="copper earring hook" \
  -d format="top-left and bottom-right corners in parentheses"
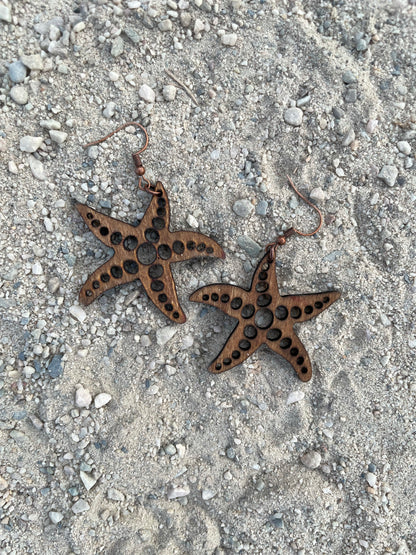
top-left (82, 121), bottom-right (159, 195)
top-left (266, 175), bottom-right (323, 261)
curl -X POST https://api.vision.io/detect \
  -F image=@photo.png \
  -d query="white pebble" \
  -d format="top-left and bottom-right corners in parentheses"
top-left (94, 393), bottom-right (112, 408)
top-left (73, 21), bottom-right (85, 32)
top-left (32, 262), bottom-right (43, 275)
top-left (139, 84), bottom-right (155, 103)
top-left (29, 156), bottom-right (46, 180)
top-left (284, 107), bottom-right (303, 127)
top-left (300, 450), bottom-right (321, 469)
top-left (75, 386), bottom-right (92, 408)
top-left (8, 161), bottom-right (18, 174)
top-left (221, 33), bottom-right (237, 46)
top-left (186, 214), bottom-right (199, 228)
top-left (166, 364), bottom-right (177, 376)
top-left (202, 489), bottom-right (216, 501)
top-left (69, 304), bottom-right (87, 323)
top-left (309, 187), bottom-right (326, 202)
top-left (80, 471), bottom-right (97, 491)
top-left (0, 5), bottom-right (12, 22)
top-left (109, 71), bottom-right (119, 81)
top-left (366, 119), bottom-right (378, 134)
top-left (10, 85), bottom-right (28, 105)
top-left (49, 130), bottom-right (68, 144)
top-left (49, 511), bottom-right (64, 524)
top-left (44, 217), bottom-right (54, 232)
top-left (366, 472), bottom-right (377, 488)
top-left (397, 141), bottom-right (411, 155)
top-left (103, 101), bottom-right (116, 118)
top-left (20, 136), bottom-right (43, 153)
top-left (163, 84), bottom-right (177, 101)
top-left (107, 488), bottom-right (125, 502)
top-left (156, 325), bottom-right (177, 346)
top-left (378, 165), bottom-right (398, 187)
top-left (71, 499), bottom-right (90, 514)
top-left (194, 19), bottom-right (205, 34)
top-left (159, 19), bottom-right (173, 32)
top-left (167, 485), bottom-right (190, 499)
top-left (286, 390), bottom-right (305, 405)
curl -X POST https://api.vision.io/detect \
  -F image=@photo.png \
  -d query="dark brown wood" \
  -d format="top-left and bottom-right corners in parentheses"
top-left (190, 253), bottom-right (340, 381)
top-left (76, 181), bottom-right (225, 323)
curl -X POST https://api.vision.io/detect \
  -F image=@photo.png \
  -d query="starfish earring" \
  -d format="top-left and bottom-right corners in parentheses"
top-left (190, 177), bottom-right (341, 382)
top-left (76, 122), bottom-right (225, 323)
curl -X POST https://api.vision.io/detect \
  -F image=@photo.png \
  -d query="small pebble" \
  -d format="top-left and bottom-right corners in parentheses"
top-left (49, 511), bottom-right (64, 524)
top-left (284, 107), bottom-right (303, 127)
top-left (20, 136), bottom-right (43, 153)
top-left (233, 199), bottom-right (254, 218)
top-left (366, 119), bottom-right (378, 134)
top-left (342, 70), bottom-right (357, 84)
top-left (48, 355), bottom-right (63, 378)
top-left (71, 499), bottom-right (90, 514)
top-left (202, 489), bottom-right (216, 501)
top-left (309, 187), bottom-right (326, 202)
top-left (94, 393), bottom-right (112, 408)
top-left (163, 85), bottom-right (177, 101)
top-left (344, 88), bottom-right (357, 103)
top-left (8, 61), bottom-right (27, 83)
top-left (108, 488), bottom-right (125, 501)
top-left (139, 84), bottom-right (155, 103)
top-left (187, 214), bottom-right (199, 228)
top-left (32, 262), bottom-right (43, 275)
top-left (21, 54), bottom-right (43, 70)
top-left (397, 141), bottom-right (411, 155)
top-left (300, 450), bottom-right (321, 469)
top-left (286, 390), bottom-right (305, 405)
top-left (10, 86), bottom-right (28, 105)
top-left (342, 128), bottom-right (355, 147)
top-left (80, 471), bottom-right (97, 491)
top-left (49, 130), bottom-right (68, 144)
top-left (29, 156), bottom-right (46, 180)
top-left (111, 36), bottom-right (124, 57)
top-left (69, 304), bottom-right (87, 323)
top-left (237, 235), bottom-right (262, 258)
top-left (167, 485), bottom-right (190, 499)
top-left (159, 19), bottom-right (173, 32)
top-left (0, 5), bottom-right (12, 22)
top-left (75, 386), bottom-right (92, 408)
top-left (103, 101), bottom-right (116, 118)
top-left (256, 200), bottom-right (268, 216)
top-left (366, 472), bottom-right (377, 488)
top-left (165, 444), bottom-right (177, 456)
top-left (156, 325), bottom-right (177, 346)
top-left (378, 165), bottom-right (398, 187)
top-left (221, 33), bottom-right (238, 46)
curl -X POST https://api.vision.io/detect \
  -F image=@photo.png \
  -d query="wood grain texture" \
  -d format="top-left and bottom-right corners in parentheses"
top-left (190, 253), bottom-right (341, 381)
top-left (76, 181), bottom-right (225, 323)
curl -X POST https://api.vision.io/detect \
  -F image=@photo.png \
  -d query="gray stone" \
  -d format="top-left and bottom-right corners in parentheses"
top-left (80, 471), bottom-right (97, 491)
top-left (20, 136), bottom-right (43, 153)
top-left (237, 235), bottom-right (262, 258)
top-left (139, 84), bottom-right (155, 103)
top-left (165, 444), bottom-right (177, 456)
top-left (301, 450), bottom-right (321, 469)
top-left (29, 156), bottom-right (46, 180)
top-left (342, 70), bottom-right (357, 84)
top-left (71, 499), bottom-right (90, 514)
top-left (9, 61), bottom-right (27, 83)
top-left (124, 27), bottom-right (140, 43)
top-left (156, 325), bottom-right (177, 346)
top-left (378, 165), bottom-right (398, 187)
top-left (163, 85), bottom-right (177, 101)
top-left (284, 107), bottom-right (303, 127)
top-left (20, 54), bottom-right (43, 71)
top-left (111, 36), bottom-right (124, 57)
top-left (397, 141), bottom-right (411, 155)
top-left (342, 128), bottom-right (355, 146)
top-left (0, 5), bottom-right (12, 22)
top-left (332, 106), bottom-right (344, 119)
top-left (233, 199), bottom-right (254, 217)
top-left (344, 88), bottom-right (357, 103)
top-left (103, 101), bottom-right (116, 118)
top-left (309, 187), bottom-right (326, 202)
top-left (40, 119), bottom-right (61, 130)
top-left (48, 355), bottom-right (63, 378)
top-left (107, 488), bottom-right (125, 501)
top-left (159, 19), bottom-right (173, 32)
top-left (49, 130), bottom-right (68, 144)
top-left (10, 86), bottom-right (28, 105)
top-left (256, 200), bottom-right (268, 216)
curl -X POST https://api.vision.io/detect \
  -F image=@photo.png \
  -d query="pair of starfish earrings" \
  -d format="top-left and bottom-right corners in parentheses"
top-left (76, 123), bottom-right (340, 382)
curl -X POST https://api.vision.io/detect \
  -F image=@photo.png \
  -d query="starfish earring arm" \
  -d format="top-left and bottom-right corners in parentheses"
top-left (79, 258), bottom-right (138, 305)
top-left (169, 231), bottom-right (225, 263)
top-left (208, 324), bottom-right (258, 373)
top-left (266, 333), bottom-right (312, 382)
top-left (139, 181), bottom-right (171, 229)
top-left (76, 203), bottom-right (137, 249)
top-left (190, 284), bottom-right (250, 314)
top-left (285, 291), bottom-right (341, 323)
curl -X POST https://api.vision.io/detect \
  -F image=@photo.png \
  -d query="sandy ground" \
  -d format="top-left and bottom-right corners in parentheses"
top-left (0, 0), bottom-right (416, 553)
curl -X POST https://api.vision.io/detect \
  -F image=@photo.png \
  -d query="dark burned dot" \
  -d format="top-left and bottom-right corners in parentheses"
top-left (254, 308), bottom-right (273, 329)
top-left (297, 356), bottom-right (305, 365)
top-left (323, 296), bottom-right (330, 303)
top-left (151, 280), bottom-right (164, 292)
top-left (158, 197), bottom-right (166, 207)
top-left (111, 266), bottom-right (123, 279)
top-left (101, 273), bottom-right (110, 283)
top-left (187, 241), bottom-right (196, 250)
top-left (276, 305), bottom-right (288, 320)
top-left (148, 264), bottom-right (163, 279)
top-left (91, 219), bottom-right (100, 228)
top-left (100, 226), bottom-right (109, 236)
top-left (223, 358), bottom-right (232, 365)
top-left (241, 304), bottom-right (255, 319)
top-left (157, 207), bottom-right (166, 217)
top-left (257, 294), bottom-right (272, 307)
top-left (206, 246), bottom-right (214, 254)
top-left (305, 305), bottom-right (313, 314)
top-left (197, 243), bottom-right (205, 252)
top-left (280, 337), bottom-right (292, 349)
top-left (173, 312), bottom-right (179, 319)
top-left (137, 243), bottom-right (157, 265)
top-left (221, 294), bottom-right (230, 303)
top-left (158, 244), bottom-right (172, 260)
top-left (87, 212), bottom-right (93, 219)
top-left (239, 339), bottom-right (251, 351)
top-left (145, 228), bottom-right (160, 243)
top-left (259, 271), bottom-right (268, 281)
top-left (231, 297), bottom-right (242, 310)
top-left (111, 232), bottom-right (122, 245)
top-left (315, 301), bottom-right (323, 309)
top-left (211, 293), bottom-right (219, 301)
top-left (256, 282), bottom-right (269, 293)
top-left (124, 235), bottom-right (138, 251)
top-left (86, 290), bottom-right (92, 297)
top-left (92, 280), bottom-right (100, 289)
top-left (232, 350), bottom-right (240, 359)
top-left (290, 306), bottom-right (301, 319)
top-left (244, 325), bottom-right (257, 339)
top-left (202, 294), bottom-right (209, 301)
top-left (124, 260), bottom-right (138, 274)
top-left (301, 367), bottom-right (308, 374)
top-left (267, 329), bottom-right (282, 341)
top-left (173, 241), bottom-right (185, 254)
top-left (158, 293), bottom-right (167, 303)
top-left (152, 217), bottom-right (165, 230)
top-left (165, 303), bottom-right (173, 311)
top-left (215, 363), bottom-right (222, 371)
top-left (290, 347), bottom-right (299, 357)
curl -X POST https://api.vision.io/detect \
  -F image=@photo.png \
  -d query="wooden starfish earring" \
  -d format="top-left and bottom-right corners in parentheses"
top-left (76, 122), bottom-right (225, 323)
top-left (190, 177), bottom-right (341, 382)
